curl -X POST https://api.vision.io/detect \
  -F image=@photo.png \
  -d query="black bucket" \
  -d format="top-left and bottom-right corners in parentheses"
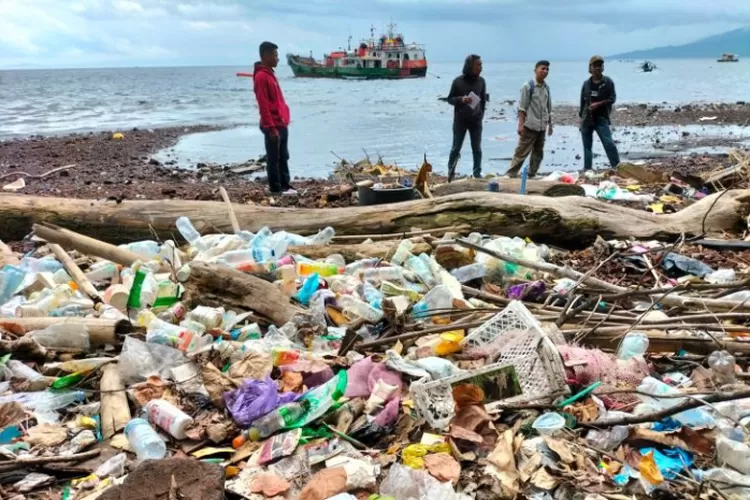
top-left (358, 185), bottom-right (418, 206)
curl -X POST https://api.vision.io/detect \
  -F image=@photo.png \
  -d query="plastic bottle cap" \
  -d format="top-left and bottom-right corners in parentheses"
top-left (68, 281), bottom-right (79, 291)
top-left (232, 434), bottom-right (247, 448)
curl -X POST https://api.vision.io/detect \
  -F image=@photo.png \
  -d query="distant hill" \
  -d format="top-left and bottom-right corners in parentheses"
top-left (612, 27), bottom-right (750, 59)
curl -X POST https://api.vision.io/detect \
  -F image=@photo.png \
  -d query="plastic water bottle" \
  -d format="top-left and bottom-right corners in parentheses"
top-left (450, 263), bottom-right (488, 283)
top-left (405, 255), bottom-right (437, 287)
top-left (344, 258), bottom-right (379, 275)
top-left (175, 216), bottom-right (202, 248)
top-left (20, 257), bottom-right (63, 274)
top-left (159, 240), bottom-right (182, 269)
top-left (124, 418), bottom-right (166, 460)
top-left (363, 266), bottom-right (405, 282)
top-left (390, 241), bottom-right (414, 266)
top-left (308, 227), bottom-right (335, 245)
top-left (146, 399), bottom-right (194, 439)
top-left (708, 350), bottom-right (736, 385)
top-left (241, 401), bottom-right (309, 444)
top-left (0, 265), bottom-right (26, 305)
top-left (250, 227), bottom-right (273, 248)
top-left (617, 331), bottom-right (649, 360)
top-left (85, 261), bottom-right (118, 281)
top-left (122, 241), bottom-right (161, 260)
top-left (341, 296), bottom-right (385, 323)
top-left (412, 285), bottom-right (453, 318)
top-left (520, 164), bottom-right (528, 195)
top-left (49, 303), bottom-right (94, 317)
top-left (186, 305), bottom-right (224, 329)
top-left (29, 323), bottom-right (91, 351)
top-left (363, 282), bottom-right (384, 309)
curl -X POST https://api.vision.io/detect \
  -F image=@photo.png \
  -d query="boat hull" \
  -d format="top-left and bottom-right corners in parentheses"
top-left (287, 55), bottom-right (426, 80)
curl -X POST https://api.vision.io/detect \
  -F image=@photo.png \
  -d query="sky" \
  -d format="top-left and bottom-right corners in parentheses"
top-left (1, 0), bottom-right (748, 69)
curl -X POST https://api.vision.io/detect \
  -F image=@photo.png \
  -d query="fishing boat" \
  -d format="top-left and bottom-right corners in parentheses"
top-left (717, 53), bottom-right (739, 62)
top-left (287, 24), bottom-right (427, 80)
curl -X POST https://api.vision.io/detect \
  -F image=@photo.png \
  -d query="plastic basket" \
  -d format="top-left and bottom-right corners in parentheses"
top-left (412, 301), bottom-right (569, 429)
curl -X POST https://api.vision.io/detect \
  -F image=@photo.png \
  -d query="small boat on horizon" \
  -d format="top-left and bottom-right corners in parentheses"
top-left (287, 23), bottom-right (427, 80)
top-left (717, 53), bottom-right (739, 62)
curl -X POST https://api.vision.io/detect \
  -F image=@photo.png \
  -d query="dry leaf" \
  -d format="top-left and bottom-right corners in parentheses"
top-left (485, 429), bottom-right (519, 495)
top-left (25, 424), bottom-right (68, 447)
top-left (530, 467), bottom-right (558, 490)
top-left (544, 437), bottom-right (575, 464)
top-left (0, 402), bottom-right (26, 428)
top-left (424, 452), bottom-right (461, 484)
top-left (228, 350), bottom-right (273, 382)
top-left (250, 471), bottom-right (291, 497)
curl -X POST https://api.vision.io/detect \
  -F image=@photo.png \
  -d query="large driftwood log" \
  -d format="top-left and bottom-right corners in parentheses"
top-left (430, 178), bottom-right (584, 197)
top-left (2, 190), bottom-right (749, 248)
top-left (181, 262), bottom-right (302, 325)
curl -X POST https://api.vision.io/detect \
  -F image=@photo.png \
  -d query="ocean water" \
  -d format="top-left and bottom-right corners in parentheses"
top-left (2, 60), bottom-right (748, 177)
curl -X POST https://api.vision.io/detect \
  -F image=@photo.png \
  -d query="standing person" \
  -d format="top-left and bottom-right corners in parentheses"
top-left (579, 55), bottom-right (620, 172)
top-left (446, 54), bottom-right (487, 181)
top-left (253, 41), bottom-right (296, 195)
top-left (505, 61), bottom-right (552, 178)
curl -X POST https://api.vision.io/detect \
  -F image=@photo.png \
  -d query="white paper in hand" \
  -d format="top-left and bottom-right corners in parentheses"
top-left (467, 91), bottom-right (481, 110)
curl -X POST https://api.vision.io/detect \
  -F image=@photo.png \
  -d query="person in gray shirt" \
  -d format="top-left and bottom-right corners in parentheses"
top-left (505, 61), bottom-right (552, 178)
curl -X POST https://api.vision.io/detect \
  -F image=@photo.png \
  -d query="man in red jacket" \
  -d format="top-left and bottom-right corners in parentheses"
top-left (254, 41), bottom-right (295, 195)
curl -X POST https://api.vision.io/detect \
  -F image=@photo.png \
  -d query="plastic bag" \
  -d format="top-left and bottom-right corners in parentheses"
top-left (224, 376), bottom-right (298, 428)
top-left (379, 463), bottom-right (471, 500)
top-left (661, 252), bottom-right (714, 278)
top-left (118, 336), bottom-right (186, 384)
top-left (345, 356), bottom-right (403, 399)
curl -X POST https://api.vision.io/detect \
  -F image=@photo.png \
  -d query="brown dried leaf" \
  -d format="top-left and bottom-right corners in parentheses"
top-left (544, 437), bottom-right (575, 465)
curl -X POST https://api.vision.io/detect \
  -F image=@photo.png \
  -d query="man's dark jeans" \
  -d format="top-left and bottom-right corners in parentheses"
top-left (447, 120), bottom-right (482, 181)
top-left (261, 126), bottom-right (291, 193)
top-left (581, 116), bottom-right (620, 170)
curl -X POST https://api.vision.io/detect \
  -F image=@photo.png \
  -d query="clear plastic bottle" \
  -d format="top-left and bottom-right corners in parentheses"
top-left (363, 282), bottom-right (384, 309)
top-left (20, 256), bottom-right (63, 274)
top-left (0, 389), bottom-right (85, 411)
top-left (405, 255), bottom-right (437, 287)
top-left (363, 266), bottom-right (405, 283)
top-left (339, 295), bottom-right (385, 323)
top-left (241, 401), bottom-right (309, 444)
top-left (311, 226), bottom-right (336, 245)
top-left (157, 302), bottom-right (186, 324)
top-left (450, 263), bottom-right (487, 283)
top-left (85, 261), bottom-right (119, 281)
top-left (50, 302), bottom-right (94, 318)
top-left (175, 217), bottom-right (203, 249)
top-left (28, 323), bottom-right (91, 351)
top-left (708, 350), bottom-right (736, 385)
top-left (412, 285), bottom-right (453, 318)
top-left (146, 399), bottom-right (194, 439)
top-left (96, 303), bottom-right (128, 321)
top-left (159, 240), bottom-right (182, 269)
top-left (617, 331), bottom-right (650, 360)
top-left (0, 265), bottom-right (26, 305)
top-left (390, 241), bottom-right (414, 266)
top-left (344, 258), bottom-right (379, 275)
top-left (122, 241), bottom-right (161, 260)
top-left (124, 418), bottom-right (166, 460)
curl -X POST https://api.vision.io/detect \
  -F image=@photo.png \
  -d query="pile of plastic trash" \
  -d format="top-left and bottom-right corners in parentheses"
top-left (2, 214), bottom-right (750, 500)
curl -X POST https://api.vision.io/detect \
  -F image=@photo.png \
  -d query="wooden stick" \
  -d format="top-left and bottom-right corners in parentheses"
top-left (0, 163), bottom-right (76, 181)
top-left (585, 388), bottom-right (750, 428)
top-left (456, 239), bottom-right (750, 311)
top-left (0, 449), bottom-right (100, 471)
top-left (332, 225), bottom-right (470, 242)
top-left (0, 317), bottom-right (130, 345)
top-left (34, 223), bottom-right (167, 271)
top-left (100, 364), bottom-right (131, 439)
top-left (357, 320), bottom-right (486, 349)
top-left (48, 243), bottom-right (102, 303)
top-left (219, 187), bottom-right (241, 234)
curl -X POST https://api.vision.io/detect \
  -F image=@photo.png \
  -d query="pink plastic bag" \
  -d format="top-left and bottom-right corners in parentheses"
top-left (345, 357), bottom-right (403, 398)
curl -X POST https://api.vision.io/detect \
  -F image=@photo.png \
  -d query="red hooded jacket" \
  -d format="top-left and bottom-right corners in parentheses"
top-left (253, 62), bottom-right (290, 129)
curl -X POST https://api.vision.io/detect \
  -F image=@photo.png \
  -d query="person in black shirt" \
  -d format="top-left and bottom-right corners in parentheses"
top-left (446, 54), bottom-right (487, 181)
top-left (579, 55), bottom-right (621, 171)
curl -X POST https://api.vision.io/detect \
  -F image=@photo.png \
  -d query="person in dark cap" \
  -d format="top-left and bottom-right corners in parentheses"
top-left (446, 54), bottom-right (487, 181)
top-left (579, 55), bottom-right (620, 172)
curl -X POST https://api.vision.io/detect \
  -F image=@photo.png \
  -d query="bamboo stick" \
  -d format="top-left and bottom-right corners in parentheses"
top-left (48, 243), bottom-right (102, 303)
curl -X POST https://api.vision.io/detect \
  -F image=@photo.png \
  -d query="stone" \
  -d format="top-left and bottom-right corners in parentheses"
top-left (97, 458), bottom-right (224, 500)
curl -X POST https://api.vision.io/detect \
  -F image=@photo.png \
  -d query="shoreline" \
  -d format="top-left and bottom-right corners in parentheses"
top-left (1, 102), bottom-right (748, 206)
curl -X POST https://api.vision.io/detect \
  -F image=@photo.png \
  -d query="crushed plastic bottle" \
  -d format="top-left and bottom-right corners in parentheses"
top-left (412, 285), bottom-right (453, 319)
top-left (364, 266), bottom-right (405, 283)
top-left (175, 216), bottom-right (204, 250)
top-left (0, 390), bottom-right (85, 411)
top-left (391, 240), bottom-right (414, 266)
top-left (708, 350), bottom-right (736, 385)
top-left (124, 418), bottom-right (166, 460)
top-left (0, 265), bottom-right (26, 306)
top-left (85, 261), bottom-right (119, 281)
top-left (405, 255), bottom-right (437, 287)
top-left (20, 256), bottom-right (63, 274)
top-left (29, 323), bottom-right (91, 351)
top-left (617, 331), bottom-right (649, 360)
top-left (122, 241), bottom-right (161, 260)
top-left (450, 263), bottom-right (487, 283)
top-left (340, 296), bottom-right (385, 323)
top-left (295, 273), bottom-right (320, 306)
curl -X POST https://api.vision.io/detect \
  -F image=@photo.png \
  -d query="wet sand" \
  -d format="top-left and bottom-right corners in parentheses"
top-left (1, 103), bottom-right (748, 205)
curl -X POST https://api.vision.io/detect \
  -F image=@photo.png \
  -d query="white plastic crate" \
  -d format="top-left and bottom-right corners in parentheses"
top-left (412, 301), bottom-right (569, 429)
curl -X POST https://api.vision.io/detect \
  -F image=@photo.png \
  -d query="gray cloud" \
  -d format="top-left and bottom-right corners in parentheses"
top-left (0, 0), bottom-right (746, 68)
